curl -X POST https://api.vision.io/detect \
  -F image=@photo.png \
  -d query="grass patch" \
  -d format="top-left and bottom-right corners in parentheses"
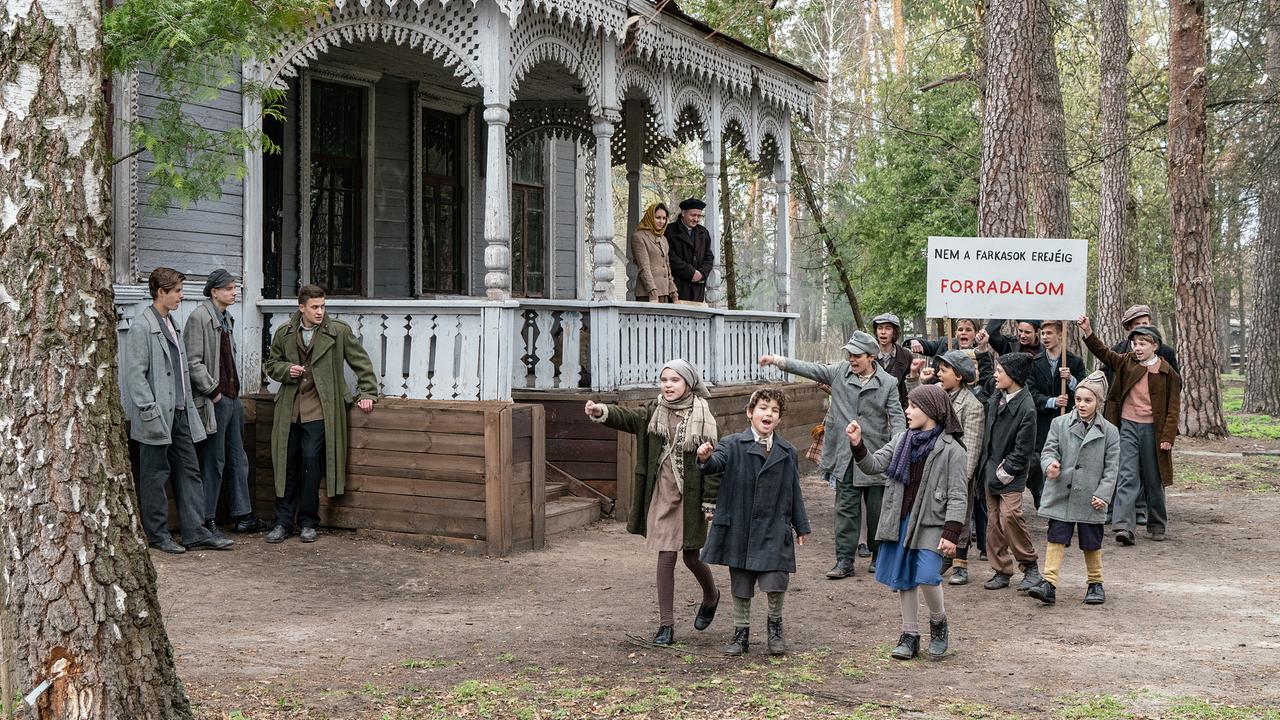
top-left (399, 657), bottom-right (456, 669)
top-left (1055, 693), bottom-right (1130, 720)
top-left (942, 700), bottom-right (1016, 719)
top-left (1164, 696), bottom-right (1280, 720)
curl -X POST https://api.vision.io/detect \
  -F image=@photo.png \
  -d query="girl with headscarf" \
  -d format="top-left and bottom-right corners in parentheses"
top-left (631, 202), bottom-right (678, 302)
top-left (584, 359), bottom-right (720, 645)
top-left (845, 384), bottom-right (969, 661)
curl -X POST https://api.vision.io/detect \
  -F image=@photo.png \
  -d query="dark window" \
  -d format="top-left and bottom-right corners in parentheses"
top-left (510, 141), bottom-right (546, 298)
top-left (309, 80), bottom-right (364, 296)
top-left (420, 109), bottom-right (465, 294)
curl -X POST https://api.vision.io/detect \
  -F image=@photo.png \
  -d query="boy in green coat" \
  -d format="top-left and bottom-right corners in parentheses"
top-left (265, 285), bottom-right (380, 543)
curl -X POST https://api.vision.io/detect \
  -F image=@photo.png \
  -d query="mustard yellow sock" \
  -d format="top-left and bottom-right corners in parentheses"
top-left (1083, 550), bottom-right (1103, 584)
top-left (1042, 543), bottom-right (1066, 587)
top-left (952, 558), bottom-right (968, 569)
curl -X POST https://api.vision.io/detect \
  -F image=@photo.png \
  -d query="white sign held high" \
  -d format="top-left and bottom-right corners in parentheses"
top-left (925, 236), bottom-right (1088, 320)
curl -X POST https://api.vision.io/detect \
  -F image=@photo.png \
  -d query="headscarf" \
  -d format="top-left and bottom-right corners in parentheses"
top-left (885, 385), bottom-right (960, 485)
top-left (648, 359), bottom-right (718, 492)
top-left (636, 202), bottom-right (670, 236)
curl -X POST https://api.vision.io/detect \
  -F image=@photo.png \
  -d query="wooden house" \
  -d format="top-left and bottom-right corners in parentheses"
top-left (111, 0), bottom-right (827, 555)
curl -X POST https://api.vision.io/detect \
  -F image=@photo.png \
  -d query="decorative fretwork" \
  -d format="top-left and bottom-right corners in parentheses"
top-left (508, 101), bottom-right (595, 151)
top-left (509, 8), bottom-right (602, 113)
top-left (261, 0), bottom-right (485, 91)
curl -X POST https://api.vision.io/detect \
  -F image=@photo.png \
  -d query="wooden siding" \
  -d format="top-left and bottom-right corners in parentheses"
top-left (248, 397), bottom-right (544, 555)
top-left (280, 77), bottom-right (300, 296)
top-left (372, 77), bottom-right (413, 297)
top-left (134, 70), bottom-right (244, 279)
top-left (551, 139), bottom-right (579, 299)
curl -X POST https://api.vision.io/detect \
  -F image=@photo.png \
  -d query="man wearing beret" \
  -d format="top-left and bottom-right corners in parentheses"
top-left (666, 197), bottom-right (715, 303)
top-left (185, 269), bottom-right (265, 537)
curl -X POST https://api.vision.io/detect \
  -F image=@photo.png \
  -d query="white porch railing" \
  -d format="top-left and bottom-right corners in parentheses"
top-left (253, 299), bottom-right (796, 399)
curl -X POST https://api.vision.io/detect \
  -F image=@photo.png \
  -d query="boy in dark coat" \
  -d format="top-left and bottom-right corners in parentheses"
top-left (873, 313), bottom-right (915, 409)
top-left (984, 318), bottom-right (1043, 356)
top-left (1026, 320), bottom-right (1087, 509)
top-left (978, 352), bottom-right (1041, 592)
top-left (699, 388), bottom-right (811, 656)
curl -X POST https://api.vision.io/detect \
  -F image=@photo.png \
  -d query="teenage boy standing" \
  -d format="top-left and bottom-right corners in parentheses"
top-left (978, 353), bottom-right (1041, 591)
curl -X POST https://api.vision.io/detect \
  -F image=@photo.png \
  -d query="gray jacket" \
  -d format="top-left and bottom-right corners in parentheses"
top-left (123, 304), bottom-right (207, 446)
top-left (775, 357), bottom-right (905, 486)
top-left (856, 433), bottom-right (969, 550)
top-left (1039, 411), bottom-right (1120, 524)
top-left (183, 299), bottom-right (234, 434)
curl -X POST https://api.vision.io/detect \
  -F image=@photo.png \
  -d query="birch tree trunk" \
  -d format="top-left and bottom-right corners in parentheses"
top-left (1096, 0), bottom-right (1130, 344)
top-left (979, 0), bottom-right (1036, 238)
top-left (1030, 0), bottom-right (1070, 240)
top-left (1243, 0), bottom-right (1280, 414)
top-left (892, 0), bottom-right (907, 75)
top-left (0, 0), bottom-right (195, 716)
top-left (1168, 0), bottom-right (1226, 436)
top-left (719, 140), bottom-right (738, 309)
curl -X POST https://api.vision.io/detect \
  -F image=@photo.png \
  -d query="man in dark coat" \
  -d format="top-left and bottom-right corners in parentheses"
top-left (666, 197), bottom-right (715, 302)
top-left (872, 313), bottom-right (914, 409)
top-left (985, 318), bottom-right (1043, 356)
top-left (1025, 320), bottom-right (1087, 509)
top-left (978, 352), bottom-right (1041, 592)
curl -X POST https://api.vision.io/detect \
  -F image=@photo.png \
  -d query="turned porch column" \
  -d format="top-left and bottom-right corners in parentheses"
top-left (774, 121), bottom-right (792, 312)
top-left (703, 84), bottom-right (724, 306)
top-left (479, 0), bottom-right (512, 300)
top-left (591, 114), bottom-right (619, 300)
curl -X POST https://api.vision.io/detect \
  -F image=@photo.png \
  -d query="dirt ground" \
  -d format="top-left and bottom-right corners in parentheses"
top-left (161, 436), bottom-right (1280, 719)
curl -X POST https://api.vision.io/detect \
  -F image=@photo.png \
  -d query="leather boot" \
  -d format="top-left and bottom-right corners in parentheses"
top-left (948, 568), bottom-right (969, 585)
top-left (825, 558), bottom-right (854, 579)
top-left (927, 618), bottom-right (949, 659)
top-left (1083, 582), bottom-right (1106, 605)
top-left (204, 519), bottom-right (224, 539)
top-left (694, 590), bottom-right (720, 631)
top-left (1028, 579), bottom-right (1056, 604)
top-left (983, 573), bottom-right (1011, 590)
top-left (653, 625), bottom-right (674, 646)
top-left (1016, 564), bottom-right (1043, 592)
top-left (890, 632), bottom-right (919, 660)
top-left (723, 626), bottom-right (750, 656)
top-left (766, 617), bottom-right (786, 655)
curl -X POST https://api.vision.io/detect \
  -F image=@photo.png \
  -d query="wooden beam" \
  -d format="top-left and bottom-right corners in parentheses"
top-left (531, 404), bottom-right (546, 550)
top-left (484, 406), bottom-right (514, 556)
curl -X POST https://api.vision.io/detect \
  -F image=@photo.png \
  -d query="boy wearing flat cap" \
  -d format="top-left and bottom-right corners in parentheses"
top-left (1077, 316), bottom-right (1181, 545)
top-left (666, 197), bottom-right (715, 302)
top-left (184, 269), bottom-right (264, 536)
top-left (760, 332), bottom-right (905, 578)
top-left (872, 313), bottom-right (914, 409)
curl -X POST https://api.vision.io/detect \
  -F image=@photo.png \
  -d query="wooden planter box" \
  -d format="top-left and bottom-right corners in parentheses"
top-left (248, 397), bottom-right (545, 556)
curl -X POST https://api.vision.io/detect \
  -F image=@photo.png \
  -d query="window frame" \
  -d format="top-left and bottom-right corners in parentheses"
top-left (413, 89), bottom-right (472, 298)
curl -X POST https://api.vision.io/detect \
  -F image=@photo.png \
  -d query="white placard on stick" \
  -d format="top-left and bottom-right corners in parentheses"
top-left (925, 236), bottom-right (1088, 320)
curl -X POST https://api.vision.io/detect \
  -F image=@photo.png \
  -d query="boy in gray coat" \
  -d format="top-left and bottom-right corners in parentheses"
top-left (184, 269), bottom-right (264, 536)
top-left (1029, 371), bottom-right (1119, 606)
top-left (760, 331), bottom-right (905, 578)
top-left (123, 268), bottom-right (233, 553)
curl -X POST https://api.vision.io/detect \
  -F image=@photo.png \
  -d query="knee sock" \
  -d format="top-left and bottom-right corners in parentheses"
top-left (952, 557), bottom-right (968, 569)
top-left (682, 549), bottom-right (719, 604)
top-left (898, 588), bottom-right (920, 635)
top-left (1043, 542), bottom-right (1066, 587)
top-left (767, 591), bottom-right (784, 620)
top-left (656, 551), bottom-right (677, 626)
top-left (732, 596), bottom-right (751, 628)
top-left (919, 583), bottom-right (946, 623)
top-left (1083, 549), bottom-right (1104, 584)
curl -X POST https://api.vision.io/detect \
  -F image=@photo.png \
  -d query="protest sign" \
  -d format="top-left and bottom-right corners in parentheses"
top-left (925, 236), bottom-right (1088, 320)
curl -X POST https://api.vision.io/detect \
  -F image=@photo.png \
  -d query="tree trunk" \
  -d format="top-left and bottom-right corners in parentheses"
top-left (1243, 0), bottom-right (1280, 413)
top-left (893, 0), bottom-right (907, 75)
top-left (719, 140), bottom-right (738, 310)
top-left (1030, 0), bottom-right (1070, 242)
top-left (1096, 0), bottom-right (1130, 344)
top-left (1167, 0), bottom-right (1226, 436)
top-left (979, 0), bottom-right (1036, 238)
top-left (0, 0), bottom-right (196, 718)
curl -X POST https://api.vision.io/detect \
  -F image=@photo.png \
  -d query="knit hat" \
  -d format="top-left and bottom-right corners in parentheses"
top-left (203, 268), bottom-right (235, 297)
top-left (662, 358), bottom-right (710, 398)
top-left (1122, 304), bottom-right (1153, 327)
top-left (842, 331), bottom-right (879, 356)
top-left (938, 349), bottom-right (977, 384)
top-left (1128, 325), bottom-right (1163, 346)
top-left (907, 384), bottom-right (961, 435)
top-left (1016, 319), bottom-right (1043, 331)
top-left (997, 352), bottom-right (1033, 387)
top-left (1076, 370), bottom-right (1109, 403)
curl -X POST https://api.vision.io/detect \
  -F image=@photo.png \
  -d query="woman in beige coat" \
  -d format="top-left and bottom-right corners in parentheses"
top-left (632, 202), bottom-right (678, 302)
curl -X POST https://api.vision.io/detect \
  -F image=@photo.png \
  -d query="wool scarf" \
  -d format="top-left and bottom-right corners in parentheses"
top-left (649, 392), bottom-right (717, 493)
top-left (886, 426), bottom-right (943, 486)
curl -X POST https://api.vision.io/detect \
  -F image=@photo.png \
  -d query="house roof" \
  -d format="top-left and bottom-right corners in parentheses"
top-left (653, 0), bottom-right (826, 84)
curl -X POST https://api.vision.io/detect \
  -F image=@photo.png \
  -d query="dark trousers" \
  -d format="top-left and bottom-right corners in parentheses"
top-left (1113, 420), bottom-right (1167, 533)
top-left (836, 479), bottom-right (883, 561)
top-left (275, 420), bottom-right (325, 530)
top-left (956, 479), bottom-right (989, 560)
top-left (197, 395), bottom-right (253, 522)
top-left (137, 412), bottom-right (214, 545)
top-left (1026, 460), bottom-right (1044, 510)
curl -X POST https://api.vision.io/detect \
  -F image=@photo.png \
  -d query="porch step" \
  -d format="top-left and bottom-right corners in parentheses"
top-left (545, 481), bottom-right (570, 501)
top-left (545, 497), bottom-right (602, 537)
top-left (546, 462), bottom-right (615, 516)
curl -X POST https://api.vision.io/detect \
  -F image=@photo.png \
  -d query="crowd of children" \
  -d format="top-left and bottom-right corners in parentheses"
top-left (587, 306), bottom-right (1180, 659)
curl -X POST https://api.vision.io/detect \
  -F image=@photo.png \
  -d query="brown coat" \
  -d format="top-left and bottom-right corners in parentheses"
top-left (1083, 333), bottom-right (1180, 486)
top-left (631, 229), bottom-right (678, 300)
